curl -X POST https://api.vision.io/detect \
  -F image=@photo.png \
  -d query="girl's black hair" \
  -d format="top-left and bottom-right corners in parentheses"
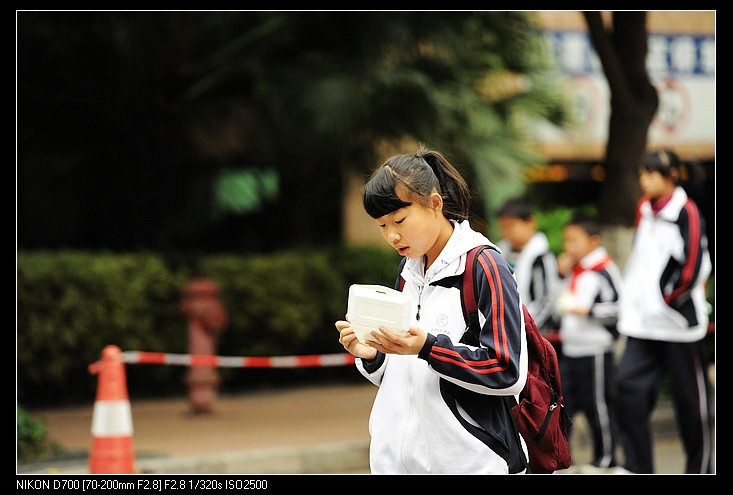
top-left (497, 197), bottom-right (534, 221)
top-left (363, 145), bottom-right (471, 221)
top-left (641, 150), bottom-right (681, 180)
top-left (566, 210), bottom-right (601, 237)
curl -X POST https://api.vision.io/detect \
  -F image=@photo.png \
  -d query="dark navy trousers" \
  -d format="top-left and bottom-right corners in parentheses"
top-left (615, 337), bottom-right (714, 473)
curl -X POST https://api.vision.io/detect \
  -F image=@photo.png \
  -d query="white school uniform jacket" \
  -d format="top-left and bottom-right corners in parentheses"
top-left (618, 187), bottom-right (712, 342)
top-left (356, 220), bottom-right (528, 474)
top-left (498, 232), bottom-right (559, 332)
top-left (557, 246), bottom-right (622, 357)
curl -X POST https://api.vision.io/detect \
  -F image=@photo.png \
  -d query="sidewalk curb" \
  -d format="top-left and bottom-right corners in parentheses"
top-left (137, 440), bottom-right (370, 474)
top-left (18, 440), bottom-right (370, 475)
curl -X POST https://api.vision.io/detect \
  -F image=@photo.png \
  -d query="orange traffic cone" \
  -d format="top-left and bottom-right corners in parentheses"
top-left (88, 345), bottom-right (136, 473)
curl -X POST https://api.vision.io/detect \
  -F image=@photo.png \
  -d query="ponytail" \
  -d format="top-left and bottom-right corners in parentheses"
top-left (416, 147), bottom-right (471, 221)
top-left (363, 145), bottom-right (471, 221)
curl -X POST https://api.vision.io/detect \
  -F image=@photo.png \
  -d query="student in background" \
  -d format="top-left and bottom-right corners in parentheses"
top-left (496, 197), bottom-right (559, 335)
top-left (614, 150), bottom-right (713, 474)
top-left (555, 210), bottom-right (622, 473)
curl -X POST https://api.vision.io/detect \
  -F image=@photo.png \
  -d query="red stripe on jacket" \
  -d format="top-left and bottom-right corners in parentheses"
top-left (664, 199), bottom-right (703, 304)
top-left (429, 249), bottom-right (513, 374)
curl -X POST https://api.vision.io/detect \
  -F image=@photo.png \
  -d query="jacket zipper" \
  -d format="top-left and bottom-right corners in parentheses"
top-left (416, 283), bottom-right (424, 321)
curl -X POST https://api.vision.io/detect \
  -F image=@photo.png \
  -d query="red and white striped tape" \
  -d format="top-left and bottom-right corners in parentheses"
top-left (97, 322), bottom-right (719, 370)
top-left (118, 351), bottom-right (356, 368)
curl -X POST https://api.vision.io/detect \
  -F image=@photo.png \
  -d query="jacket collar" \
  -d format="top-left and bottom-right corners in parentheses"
top-left (402, 220), bottom-right (496, 286)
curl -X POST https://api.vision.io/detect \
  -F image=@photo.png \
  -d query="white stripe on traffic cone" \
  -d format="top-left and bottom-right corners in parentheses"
top-left (88, 345), bottom-right (136, 473)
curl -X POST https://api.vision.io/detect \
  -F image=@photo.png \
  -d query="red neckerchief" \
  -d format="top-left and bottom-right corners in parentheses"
top-left (650, 192), bottom-right (674, 215)
top-left (569, 255), bottom-right (612, 292)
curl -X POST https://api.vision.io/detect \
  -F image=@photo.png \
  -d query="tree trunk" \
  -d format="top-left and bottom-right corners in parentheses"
top-left (583, 11), bottom-right (658, 228)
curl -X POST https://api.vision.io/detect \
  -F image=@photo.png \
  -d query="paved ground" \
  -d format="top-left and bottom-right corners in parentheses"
top-left (19, 382), bottom-right (375, 475)
top-left (19, 381), bottom-right (714, 475)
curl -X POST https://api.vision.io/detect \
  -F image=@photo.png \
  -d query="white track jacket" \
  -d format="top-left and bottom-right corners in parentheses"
top-left (619, 187), bottom-right (712, 342)
top-left (355, 220), bottom-right (528, 474)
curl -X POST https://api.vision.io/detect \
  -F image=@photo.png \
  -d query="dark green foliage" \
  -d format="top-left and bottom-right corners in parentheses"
top-left (17, 251), bottom-right (191, 405)
top-left (17, 246), bottom-right (400, 407)
top-left (17, 405), bottom-right (65, 462)
top-left (17, 12), bottom-right (566, 253)
top-left (534, 204), bottom-right (598, 256)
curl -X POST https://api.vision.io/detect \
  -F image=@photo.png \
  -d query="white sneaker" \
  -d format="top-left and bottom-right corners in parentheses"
top-left (580, 464), bottom-right (610, 474)
top-left (610, 466), bottom-right (634, 474)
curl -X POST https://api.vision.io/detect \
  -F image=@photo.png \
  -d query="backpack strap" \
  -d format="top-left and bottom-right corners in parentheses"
top-left (502, 304), bottom-right (536, 473)
top-left (464, 245), bottom-right (530, 472)
top-left (462, 245), bottom-right (489, 340)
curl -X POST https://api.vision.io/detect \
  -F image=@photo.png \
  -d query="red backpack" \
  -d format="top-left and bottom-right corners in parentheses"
top-left (398, 245), bottom-right (572, 473)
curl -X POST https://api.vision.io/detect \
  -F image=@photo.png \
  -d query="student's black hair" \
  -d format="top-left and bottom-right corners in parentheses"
top-left (496, 197), bottom-right (533, 221)
top-left (363, 145), bottom-right (471, 221)
top-left (566, 210), bottom-right (601, 237)
top-left (641, 150), bottom-right (681, 182)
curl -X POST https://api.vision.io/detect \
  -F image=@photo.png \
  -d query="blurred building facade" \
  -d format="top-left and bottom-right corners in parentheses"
top-left (533, 11), bottom-right (714, 164)
top-left (343, 11), bottom-right (715, 249)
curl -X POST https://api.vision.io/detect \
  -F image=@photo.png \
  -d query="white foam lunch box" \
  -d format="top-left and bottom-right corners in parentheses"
top-left (347, 284), bottom-right (411, 343)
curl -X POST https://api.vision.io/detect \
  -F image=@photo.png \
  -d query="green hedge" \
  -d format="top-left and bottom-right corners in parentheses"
top-left (17, 246), bottom-right (401, 407)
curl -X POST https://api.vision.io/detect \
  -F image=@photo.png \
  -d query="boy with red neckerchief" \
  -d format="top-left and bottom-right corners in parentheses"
top-left (555, 210), bottom-right (622, 473)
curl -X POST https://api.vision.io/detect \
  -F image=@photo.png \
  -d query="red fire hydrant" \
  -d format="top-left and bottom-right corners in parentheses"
top-left (180, 277), bottom-right (229, 414)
